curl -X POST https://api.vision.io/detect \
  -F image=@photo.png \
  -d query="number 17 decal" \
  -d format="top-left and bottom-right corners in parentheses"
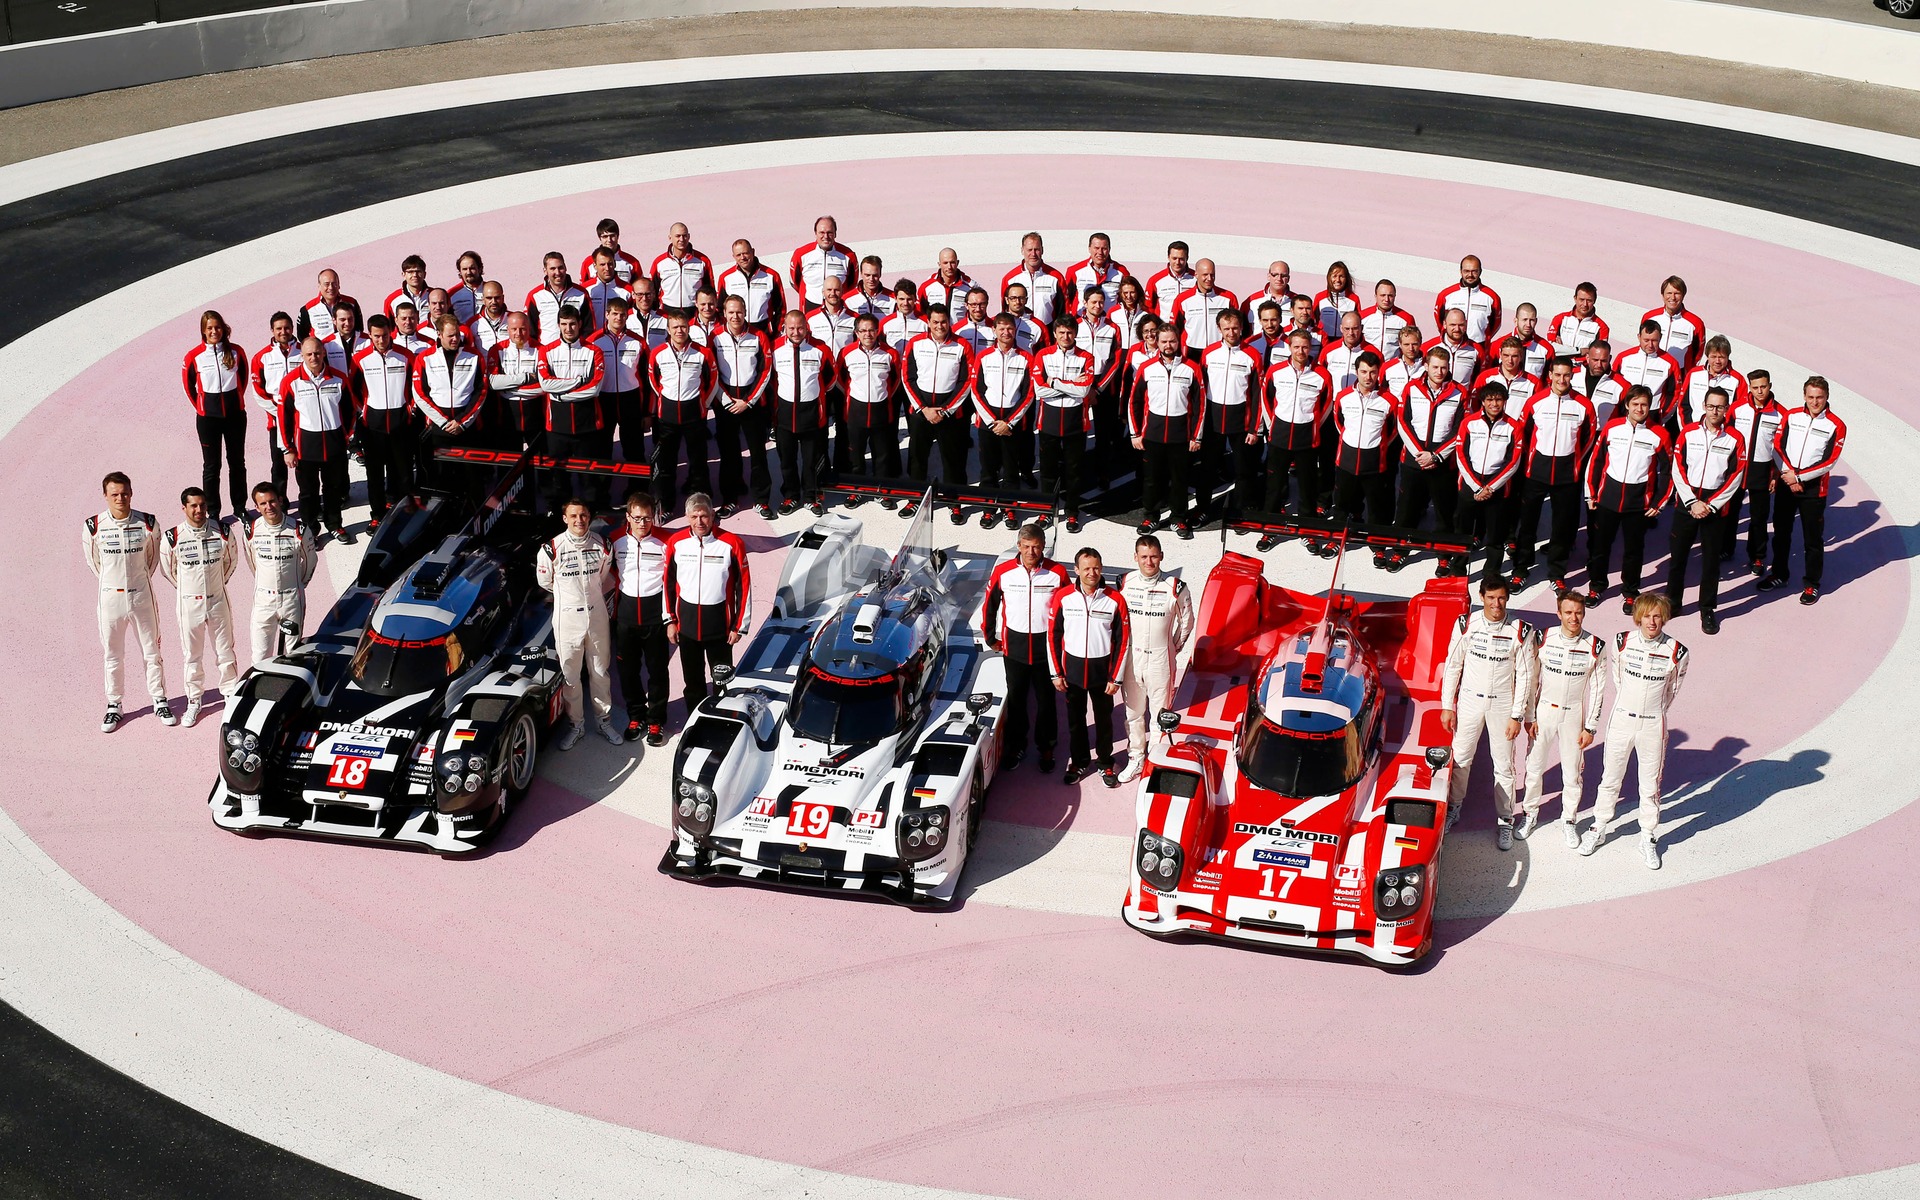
top-left (787, 802), bottom-right (833, 839)
top-left (1258, 867), bottom-right (1296, 899)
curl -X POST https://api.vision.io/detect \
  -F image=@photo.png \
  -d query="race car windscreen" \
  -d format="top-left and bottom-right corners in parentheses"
top-left (350, 629), bottom-right (463, 697)
top-left (1238, 698), bottom-right (1368, 799)
top-left (788, 666), bottom-right (906, 745)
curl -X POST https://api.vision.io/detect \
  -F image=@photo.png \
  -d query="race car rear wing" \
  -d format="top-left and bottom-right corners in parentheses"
top-left (433, 443), bottom-right (653, 526)
top-left (1224, 509), bottom-right (1475, 557)
top-left (826, 474), bottom-right (1065, 520)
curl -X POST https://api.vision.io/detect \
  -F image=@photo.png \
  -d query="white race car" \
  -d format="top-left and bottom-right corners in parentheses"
top-left (658, 499), bottom-right (1006, 905)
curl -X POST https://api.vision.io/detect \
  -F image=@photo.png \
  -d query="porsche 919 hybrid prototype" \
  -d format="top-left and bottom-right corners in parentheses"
top-left (210, 458), bottom-right (570, 852)
top-left (1123, 539), bottom-right (1470, 966)
top-left (660, 499), bottom-right (1006, 905)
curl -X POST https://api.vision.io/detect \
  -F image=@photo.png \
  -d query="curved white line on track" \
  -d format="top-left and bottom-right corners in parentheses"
top-left (4, 116), bottom-right (1920, 1200)
top-left (3, 45), bottom-right (1920, 211)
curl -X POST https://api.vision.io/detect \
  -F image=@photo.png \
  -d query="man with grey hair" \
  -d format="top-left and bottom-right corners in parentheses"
top-left (664, 493), bottom-right (752, 712)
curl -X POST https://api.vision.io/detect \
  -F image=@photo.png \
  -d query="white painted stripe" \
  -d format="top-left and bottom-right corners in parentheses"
top-left (5, 48), bottom-right (1920, 211)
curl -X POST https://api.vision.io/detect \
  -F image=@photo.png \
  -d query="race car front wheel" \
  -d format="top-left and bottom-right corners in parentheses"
top-left (502, 710), bottom-right (539, 798)
top-left (965, 768), bottom-right (986, 853)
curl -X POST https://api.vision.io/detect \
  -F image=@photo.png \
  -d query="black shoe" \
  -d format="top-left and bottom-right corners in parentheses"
top-left (1039, 752), bottom-right (1057, 773)
top-left (1507, 573), bottom-right (1525, 590)
top-left (948, 507), bottom-right (967, 525)
top-left (843, 494), bottom-right (867, 509)
top-left (1748, 559), bottom-right (1766, 576)
top-left (1433, 560), bottom-right (1452, 578)
top-left (1305, 539), bottom-right (1325, 557)
top-left (879, 496), bottom-right (898, 510)
top-left (777, 498), bottom-right (801, 515)
top-left (1316, 541), bottom-right (1341, 559)
top-left (1065, 514), bottom-right (1082, 534)
top-left (900, 501), bottom-right (919, 518)
top-left (1622, 598), bottom-right (1636, 615)
top-left (646, 724), bottom-right (666, 747)
top-left (1581, 589), bottom-right (1601, 606)
top-left (979, 510), bottom-right (998, 529)
top-left (809, 498), bottom-right (826, 516)
top-left (1175, 522), bottom-right (1194, 541)
top-left (1384, 550), bottom-right (1408, 573)
top-left (1032, 514), bottom-right (1051, 529)
top-left (624, 720), bottom-right (643, 742)
top-left (715, 502), bottom-right (738, 518)
top-left (1801, 585), bottom-right (1820, 605)
top-left (1101, 765), bottom-right (1120, 789)
top-left (331, 526), bottom-right (352, 545)
top-left (1550, 577), bottom-right (1568, 593)
top-left (1256, 534), bottom-right (1281, 552)
top-left (755, 503), bottom-right (775, 519)
top-left (1136, 520), bottom-right (1155, 536)
top-left (1000, 746), bottom-right (1025, 771)
top-left (1062, 763), bottom-right (1093, 785)
top-left (1700, 611), bottom-right (1721, 635)
top-left (1756, 574), bottom-right (1787, 592)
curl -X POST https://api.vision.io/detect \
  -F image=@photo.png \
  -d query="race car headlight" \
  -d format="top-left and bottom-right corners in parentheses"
top-left (1376, 866), bottom-right (1425, 915)
top-left (675, 781), bottom-right (716, 836)
top-left (463, 772), bottom-right (484, 793)
top-left (441, 775), bottom-right (461, 794)
top-left (226, 730), bottom-right (244, 748)
top-left (897, 805), bottom-right (951, 863)
top-left (443, 755), bottom-right (466, 775)
top-left (1137, 831), bottom-right (1183, 890)
top-left (241, 754), bottom-right (261, 773)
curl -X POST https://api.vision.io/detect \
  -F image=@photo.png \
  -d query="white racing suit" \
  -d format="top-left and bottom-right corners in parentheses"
top-left (83, 509), bottom-right (166, 704)
top-left (241, 517), bottom-right (317, 663)
top-left (1592, 629), bottom-right (1689, 840)
top-left (161, 520), bottom-right (240, 697)
top-left (1119, 568), bottom-right (1193, 761)
top-left (537, 530), bottom-right (615, 726)
top-left (1522, 628), bottom-right (1606, 820)
top-left (1440, 612), bottom-right (1539, 823)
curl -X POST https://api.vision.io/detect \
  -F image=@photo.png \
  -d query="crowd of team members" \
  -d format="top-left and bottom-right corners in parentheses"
top-left (176, 219), bottom-right (1843, 637)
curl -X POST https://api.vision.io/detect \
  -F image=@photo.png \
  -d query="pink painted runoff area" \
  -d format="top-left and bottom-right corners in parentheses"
top-left (6, 156), bottom-right (1918, 1199)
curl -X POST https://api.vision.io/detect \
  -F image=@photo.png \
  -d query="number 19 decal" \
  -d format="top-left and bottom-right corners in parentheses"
top-left (787, 802), bottom-right (834, 838)
top-left (327, 756), bottom-right (372, 789)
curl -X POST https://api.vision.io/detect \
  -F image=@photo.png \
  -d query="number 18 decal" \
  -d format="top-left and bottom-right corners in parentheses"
top-left (327, 756), bottom-right (372, 789)
top-left (787, 802), bottom-right (834, 838)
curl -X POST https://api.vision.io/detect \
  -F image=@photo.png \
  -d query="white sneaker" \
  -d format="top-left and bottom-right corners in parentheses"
top-left (1563, 820), bottom-right (1581, 849)
top-left (100, 702), bottom-right (122, 734)
top-left (557, 721), bottom-right (585, 751)
top-left (1642, 835), bottom-right (1662, 871)
top-left (1496, 822), bottom-right (1513, 851)
top-left (1577, 828), bottom-right (1602, 857)
top-left (601, 722), bottom-right (624, 746)
top-left (1513, 811), bottom-right (1537, 841)
top-left (1116, 759), bottom-right (1143, 784)
top-left (182, 701), bottom-right (201, 729)
top-left (155, 701), bottom-right (178, 727)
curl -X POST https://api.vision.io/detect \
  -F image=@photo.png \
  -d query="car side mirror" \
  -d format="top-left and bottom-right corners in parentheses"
top-left (711, 664), bottom-right (735, 686)
top-left (1424, 746), bottom-right (1450, 768)
top-left (1157, 710), bottom-right (1181, 732)
top-left (967, 692), bottom-right (992, 715)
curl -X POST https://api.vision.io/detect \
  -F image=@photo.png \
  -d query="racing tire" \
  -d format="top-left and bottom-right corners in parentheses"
top-left (965, 767), bottom-right (987, 853)
top-left (473, 709), bottom-right (539, 846)
top-left (1892, 0), bottom-right (1919, 16)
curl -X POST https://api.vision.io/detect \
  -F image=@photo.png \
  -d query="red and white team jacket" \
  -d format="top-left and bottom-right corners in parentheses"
top-left (1396, 377), bottom-right (1467, 463)
top-left (1314, 287), bottom-right (1359, 340)
top-left (1172, 287), bottom-right (1240, 353)
top-left (1671, 423), bottom-right (1748, 511)
top-left (1048, 583), bottom-right (1131, 687)
top-left (1074, 317), bottom-right (1123, 393)
top-left (384, 284), bottom-right (430, 320)
top-left (581, 279), bottom-right (634, 331)
top-left (467, 311), bottom-right (512, 354)
top-left (1031, 346), bottom-right (1094, 437)
top-left (182, 341), bottom-right (248, 419)
top-left (525, 282), bottom-right (589, 345)
top-left (536, 338), bottom-right (604, 435)
top-left (1434, 282), bottom-right (1503, 346)
top-left (845, 285), bottom-right (896, 321)
top-left (1003, 262), bottom-right (1069, 326)
top-left (648, 341), bottom-right (718, 425)
top-left (1585, 416), bottom-right (1674, 512)
top-left (1548, 310), bottom-right (1609, 354)
top-left (973, 345), bottom-right (1036, 428)
top-left (838, 342), bottom-right (902, 428)
top-left (579, 247), bottom-right (644, 286)
top-left (789, 240), bottom-right (857, 308)
top-left (1358, 304), bottom-right (1414, 357)
top-left (1263, 361), bottom-right (1333, 449)
top-left (1422, 334), bottom-right (1483, 387)
top-left (250, 340), bottom-right (301, 428)
top-left (880, 310), bottom-right (927, 351)
top-left (805, 304), bottom-right (858, 352)
top-left (1129, 354), bottom-right (1204, 444)
top-left (663, 528), bottom-right (752, 640)
top-left (918, 270), bottom-right (974, 316)
top-left (1319, 338), bottom-right (1381, 394)
top-left (352, 343), bottom-right (416, 435)
top-left (650, 250), bottom-right (715, 310)
top-left (770, 334), bottom-right (838, 432)
top-left (1332, 386), bottom-right (1399, 475)
top-left (276, 365), bottom-right (354, 461)
top-left (1452, 412), bottom-right (1525, 494)
top-left (1727, 397), bottom-right (1785, 470)
top-left (1065, 258), bottom-right (1128, 312)
top-left (1612, 346), bottom-right (1683, 417)
top-left (717, 263), bottom-right (788, 328)
top-left (1200, 341), bottom-right (1264, 434)
top-left (984, 556), bottom-right (1070, 665)
top-left (489, 340), bottom-right (546, 432)
top-left (1146, 266), bottom-right (1196, 321)
top-left (1644, 305), bottom-right (1709, 372)
top-left (711, 328), bottom-right (773, 408)
top-left (1772, 406), bottom-right (1847, 498)
top-left (588, 328), bottom-right (646, 400)
top-left (1473, 366), bottom-right (1542, 408)
top-left (1518, 388), bottom-right (1597, 484)
top-left (902, 334), bottom-right (977, 417)
top-left (1679, 364), bottom-right (1751, 425)
top-left (413, 346), bottom-right (487, 431)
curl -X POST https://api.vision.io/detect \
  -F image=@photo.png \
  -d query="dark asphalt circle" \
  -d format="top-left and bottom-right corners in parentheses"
top-left (0, 996), bottom-right (410, 1199)
top-left (1, 70), bottom-right (1917, 353)
top-left (0, 63), bottom-right (1904, 1195)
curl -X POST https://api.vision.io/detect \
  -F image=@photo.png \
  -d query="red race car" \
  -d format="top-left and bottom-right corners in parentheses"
top-left (1122, 534), bottom-right (1470, 967)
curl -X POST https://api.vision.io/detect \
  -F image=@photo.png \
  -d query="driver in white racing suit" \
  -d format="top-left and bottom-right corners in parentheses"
top-left (1116, 533), bottom-right (1192, 783)
top-left (1521, 589), bottom-right (1606, 847)
top-left (160, 486), bottom-right (240, 726)
top-left (1581, 592), bottom-right (1689, 869)
top-left (537, 497), bottom-right (619, 750)
top-left (240, 481), bottom-right (317, 664)
top-left (1440, 575), bottom-right (1538, 850)
top-left (84, 470), bottom-right (171, 732)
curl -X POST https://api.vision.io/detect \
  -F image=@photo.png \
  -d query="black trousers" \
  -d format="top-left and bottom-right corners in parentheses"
top-left (677, 636), bottom-right (734, 708)
top-left (1200, 424), bottom-right (1263, 519)
top-left (1090, 385), bottom-right (1127, 486)
top-left (1772, 487), bottom-right (1828, 586)
top-left (265, 421), bottom-right (290, 500)
top-left (545, 429), bottom-right (610, 510)
top-left (1334, 467), bottom-right (1394, 525)
top-left (652, 418), bottom-right (712, 511)
top-left (977, 424), bottom-right (1033, 489)
top-left (294, 453), bottom-right (348, 533)
top-left (1141, 438), bottom-right (1190, 522)
top-left (773, 426), bottom-right (828, 503)
top-left (846, 418), bottom-right (902, 479)
top-left (196, 412), bottom-right (248, 520)
top-left (1666, 506), bottom-right (1729, 612)
top-left (1264, 445), bottom-right (1319, 518)
top-left (1513, 476), bottom-right (1582, 578)
top-left (424, 425), bottom-right (497, 502)
top-left (1454, 487), bottom-right (1514, 583)
top-left (1037, 425), bottom-right (1086, 514)
top-left (906, 412), bottom-right (970, 499)
top-left (1063, 654), bottom-right (1117, 769)
top-left (361, 424), bottom-right (416, 520)
top-left (714, 405), bottom-right (772, 507)
top-left (614, 597), bottom-right (671, 727)
top-left (1394, 461), bottom-right (1455, 533)
top-left (1003, 655), bottom-right (1057, 756)
top-left (1586, 504), bottom-right (1650, 595)
top-left (1725, 462), bottom-right (1776, 566)
top-left (609, 391), bottom-right (648, 466)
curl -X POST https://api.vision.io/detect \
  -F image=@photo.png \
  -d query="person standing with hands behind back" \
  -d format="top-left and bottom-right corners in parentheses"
top-left (663, 494), bottom-right (752, 715)
top-left (1048, 548), bottom-right (1130, 789)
